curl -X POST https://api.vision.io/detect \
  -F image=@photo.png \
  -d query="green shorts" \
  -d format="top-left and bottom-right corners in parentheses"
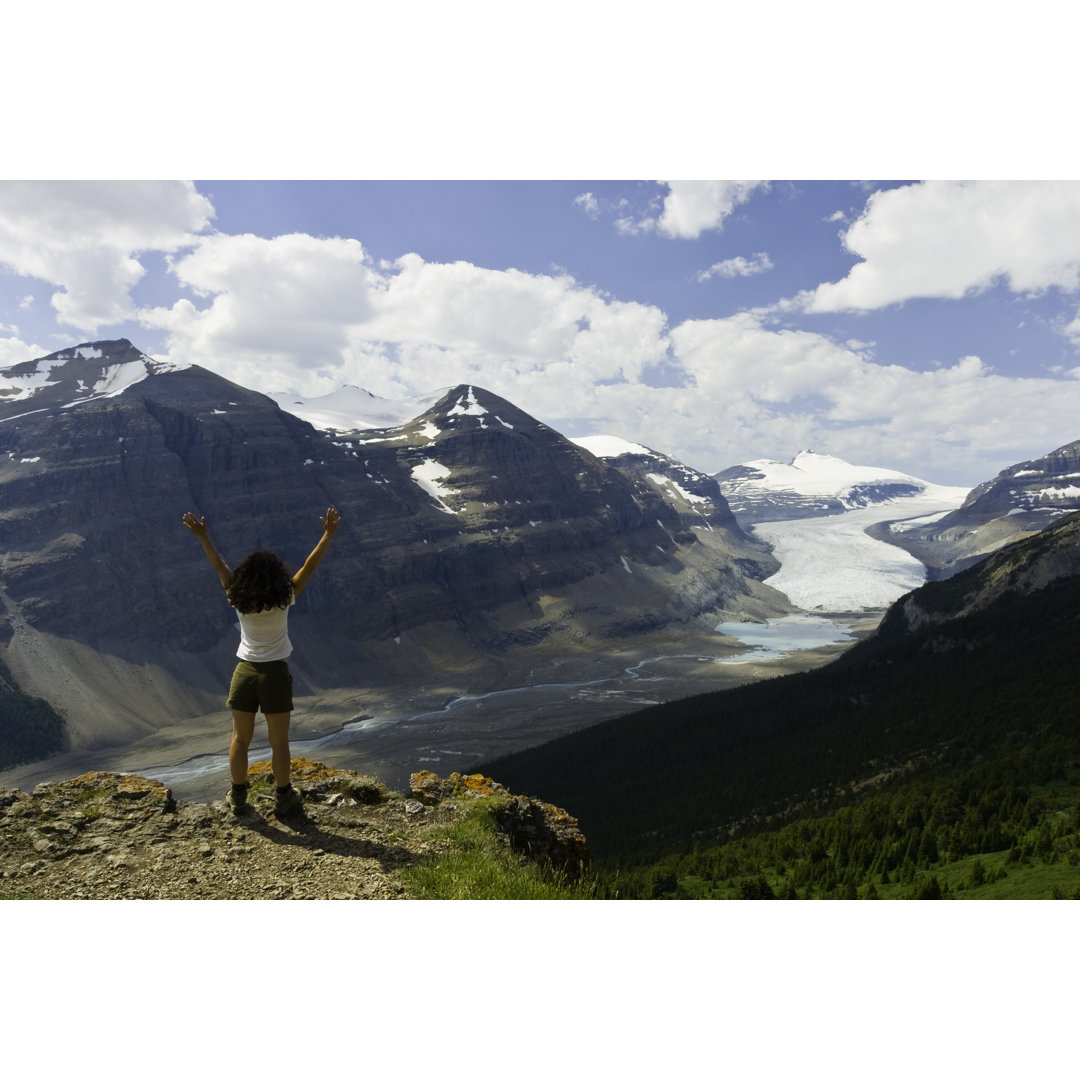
top-left (227, 660), bottom-right (294, 714)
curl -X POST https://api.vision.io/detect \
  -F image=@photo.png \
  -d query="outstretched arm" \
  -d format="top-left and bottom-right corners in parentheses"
top-left (291, 507), bottom-right (342, 598)
top-left (182, 513), bottom-right (233, 590)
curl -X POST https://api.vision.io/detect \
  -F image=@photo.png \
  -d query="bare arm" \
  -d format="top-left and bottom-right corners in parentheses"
top-left (182, 512), bottom-right (232, 590)
top-left (291, 507), bottom-right (342, 598)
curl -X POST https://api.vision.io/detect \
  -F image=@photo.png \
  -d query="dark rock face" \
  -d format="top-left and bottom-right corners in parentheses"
top-left (0, 340), bottom-right (782, 741)
top-left (883, 439), bottom-right (1080, 578)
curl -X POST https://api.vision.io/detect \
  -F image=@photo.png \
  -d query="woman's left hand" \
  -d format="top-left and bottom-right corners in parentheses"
top-left (321, 507), bottom-right (342, 536)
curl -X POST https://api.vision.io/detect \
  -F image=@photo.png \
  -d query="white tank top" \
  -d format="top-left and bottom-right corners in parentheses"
top-left (234, 594), bottom-right (295, 661)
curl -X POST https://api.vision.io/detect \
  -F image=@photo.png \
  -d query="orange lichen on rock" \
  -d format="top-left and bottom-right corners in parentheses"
top-left (408, 770), bottom-right (509, 804)
top-left (249, 758), bottom-right (347, 784)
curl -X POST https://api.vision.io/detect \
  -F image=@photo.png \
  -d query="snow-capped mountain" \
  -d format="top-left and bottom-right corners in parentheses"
top-left (882, 438), bottom-right (1080, 577)
top-left (571, 434), bottom-right (745, 536)
top-left (714, 450), bottom-right (969, 524)
top-left (0, 339), bottom-right (188, 410)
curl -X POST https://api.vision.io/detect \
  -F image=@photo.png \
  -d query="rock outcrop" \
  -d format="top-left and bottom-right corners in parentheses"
top-left (0, 759), bottom-right (588, 899)
top-left (409, 769), bottom-right (590, 880)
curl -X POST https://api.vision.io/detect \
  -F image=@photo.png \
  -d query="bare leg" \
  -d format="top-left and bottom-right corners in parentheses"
top-left (265, 712), bottom-right (292, 788)
top-left (230, 710), bottom-right (257, 784)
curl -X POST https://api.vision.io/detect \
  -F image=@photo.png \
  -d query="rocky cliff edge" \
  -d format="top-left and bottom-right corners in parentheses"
top-left (0, 759), bottom-right (589, 899)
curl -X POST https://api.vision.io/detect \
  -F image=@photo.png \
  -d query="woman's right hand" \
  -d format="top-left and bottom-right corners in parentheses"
top-left (182, 512), bottom-right (208, 538)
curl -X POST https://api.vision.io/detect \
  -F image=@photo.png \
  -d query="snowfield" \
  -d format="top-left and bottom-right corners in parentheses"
top-left (271, 385), bottom-right (447, 431)
top-left (752, 490), bottom-right (969, 610)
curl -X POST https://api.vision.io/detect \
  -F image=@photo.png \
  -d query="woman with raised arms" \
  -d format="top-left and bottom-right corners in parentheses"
top-left (182, 507), bottom-right (342, 816)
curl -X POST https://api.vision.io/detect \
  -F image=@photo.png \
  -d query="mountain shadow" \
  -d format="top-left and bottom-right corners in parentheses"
top-left (478, 512), bottom-right (1080, 869)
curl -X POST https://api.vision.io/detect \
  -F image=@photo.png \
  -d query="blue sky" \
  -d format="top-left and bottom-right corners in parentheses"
top-left (4, 178), bottom-right (1080, 487)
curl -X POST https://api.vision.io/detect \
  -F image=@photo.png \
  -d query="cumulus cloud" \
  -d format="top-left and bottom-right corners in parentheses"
top-left (608, 181), bottom-right (769, 239)
top-left (801, 180), bottom-right (1080, 313)
top-left (1064, 304), bottom-right (1080, 347)
top-left (139, 232), bottom-right (379, 393)
top-left (0, 181), bottom-right (214, 332)
top-left (660, 312), bottom-right (1080, 480)
top-left (140, 236), bottom-right (673, 409)
top-left (0, 335), bottom-right (47, 367)
top-left (653, 181), bottom-right (769, 239)
top-left (697, 252), bottom-right (773, 281)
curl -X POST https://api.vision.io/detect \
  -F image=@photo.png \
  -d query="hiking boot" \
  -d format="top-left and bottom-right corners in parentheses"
top-left (274, 784), bottom-right (303, 816)
top-left (225, 783), bottom-right (249, 815)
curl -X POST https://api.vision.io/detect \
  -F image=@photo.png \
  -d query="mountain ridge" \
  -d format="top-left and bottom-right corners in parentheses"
top-left (879, 438), bottom-right (1080, 577)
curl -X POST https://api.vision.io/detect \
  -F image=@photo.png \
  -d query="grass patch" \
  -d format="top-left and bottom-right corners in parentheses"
top-left (401, 802), bottom-right (596, 900)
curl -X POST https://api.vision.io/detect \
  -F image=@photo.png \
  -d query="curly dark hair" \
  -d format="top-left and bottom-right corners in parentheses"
top-left (226, 550), bottom-right (293, 614)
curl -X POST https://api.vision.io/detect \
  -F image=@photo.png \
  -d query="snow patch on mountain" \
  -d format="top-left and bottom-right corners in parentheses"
top-left (572, 435), bottom-right (656, 459)
top-left (410, 459), bottom-right (458, 514)
top-left (270, 385), bottom-right (447, 432)
top-left (63, 361), bottom-right (149, 406)
top-left (447, 386), bottom-right (486, 418)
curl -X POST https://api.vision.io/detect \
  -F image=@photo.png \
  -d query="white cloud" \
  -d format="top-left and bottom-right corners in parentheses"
top-left (697, 252), bottom-right (773, 281)
top-left (141, 237), bottom-right (673, 407)
top-left (614, 213), bottom-right (652, 237)
top-left (1064, 304), bottom-right (1080, 347)
top-left (654, 180), bottom-right (769, 239)
top-left (335, 256), bottom-right (672, 405)
top-left (139, 232), bottom-right (379, 393)
top-left (661, 312), bottom-right (1080, 481)
top-left (0, 335), bottom-right (47, 368)
top-left (802, 180), bottom-right (1080, 313)
top-left (0, 181), bottom-right (214, 333)
top-left (574, 192), bottom-right (601, 218)
top-left (607, 181), bottom-right (769, 239)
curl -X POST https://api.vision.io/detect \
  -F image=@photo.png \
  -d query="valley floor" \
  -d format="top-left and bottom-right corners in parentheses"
top-left (0, 618), bottom-right (879, 805)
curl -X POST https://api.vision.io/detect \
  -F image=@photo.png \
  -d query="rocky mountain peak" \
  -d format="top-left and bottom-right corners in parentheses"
top-left (0, 339), bottom-right (188, 411)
